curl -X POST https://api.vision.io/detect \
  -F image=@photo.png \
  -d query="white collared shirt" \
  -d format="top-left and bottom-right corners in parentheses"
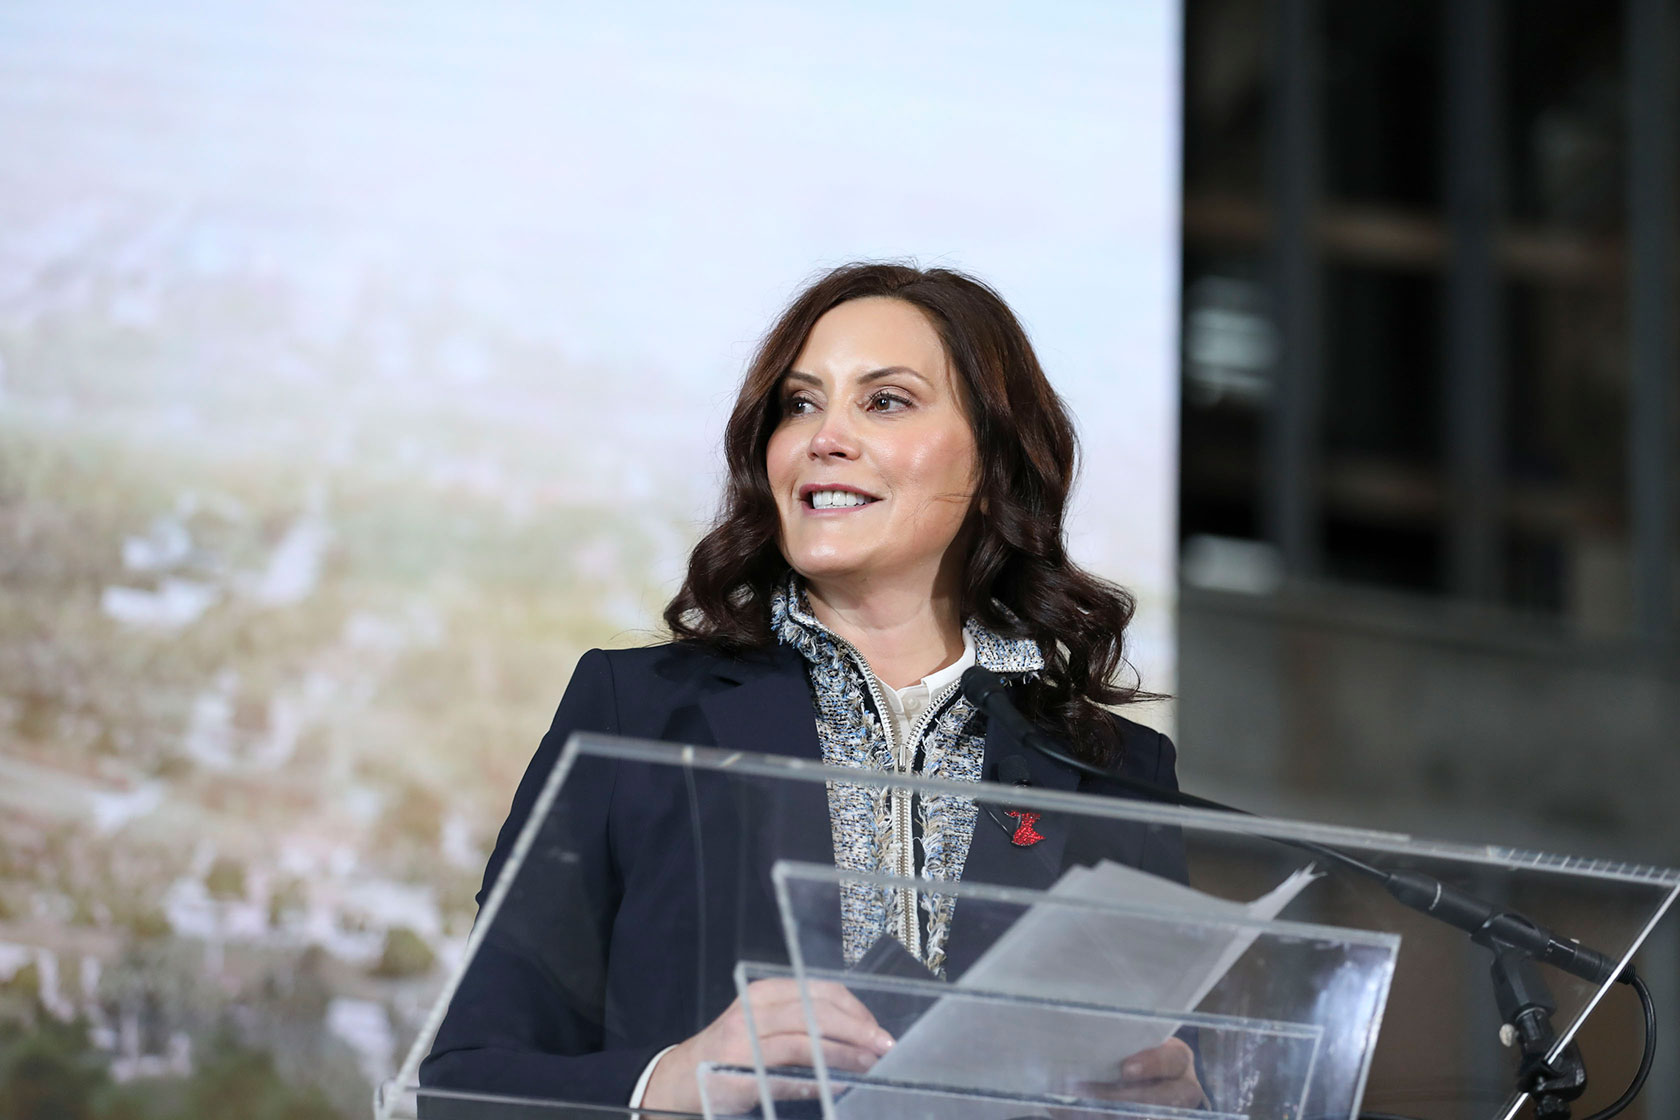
top-left (876, 631), bottom-right (977, 765)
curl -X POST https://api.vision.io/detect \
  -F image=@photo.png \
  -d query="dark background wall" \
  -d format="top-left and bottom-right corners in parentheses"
top-left (1178, 0), bottom-right (1678, 859)
top-left (1175, 1), bottom-right (1679, 1114)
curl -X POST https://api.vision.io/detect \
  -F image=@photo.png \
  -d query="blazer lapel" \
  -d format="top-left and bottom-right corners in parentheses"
top-left (940, 716), bottom-right (1084, 978)
top-left (696, 646), bottom-right (835, 960)
top-left (697, 644), bottom-right (823, 764)
top-left (965, 714), bottom-right (1080, 887)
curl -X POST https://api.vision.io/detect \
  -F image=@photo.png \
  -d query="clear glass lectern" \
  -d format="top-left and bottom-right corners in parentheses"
top-left (378, 733), bottom-right (1680, 1120)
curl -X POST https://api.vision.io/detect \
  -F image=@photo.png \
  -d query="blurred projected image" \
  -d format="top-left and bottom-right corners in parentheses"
top-left (0, 2), bottom-right (1177, 1115)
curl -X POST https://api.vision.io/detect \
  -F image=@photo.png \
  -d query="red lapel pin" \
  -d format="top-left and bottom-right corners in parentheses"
top-left (1004, 810), bottom-right (1044, 847)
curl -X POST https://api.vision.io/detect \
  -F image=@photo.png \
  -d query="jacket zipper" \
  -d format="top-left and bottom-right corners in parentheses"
top-left (836, 640), bottom-right (965, 959)
top-left (800, 616), bottom-right (966, 959)
top-left (826, 638), bottom-right (919, 954)
top-left (899, 681), bottom-right (965, 953)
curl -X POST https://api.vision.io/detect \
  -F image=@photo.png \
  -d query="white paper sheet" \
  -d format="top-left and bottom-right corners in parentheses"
top-left (834, 862), bottom-right (1320, 1119)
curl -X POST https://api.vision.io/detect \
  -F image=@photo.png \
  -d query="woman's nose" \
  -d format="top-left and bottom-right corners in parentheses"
top-left (807, 409), bottom-right (860, 459)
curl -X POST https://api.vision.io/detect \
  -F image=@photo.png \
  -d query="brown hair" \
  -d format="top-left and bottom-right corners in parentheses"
top-left (664, 262), bottom-right (1156, 764)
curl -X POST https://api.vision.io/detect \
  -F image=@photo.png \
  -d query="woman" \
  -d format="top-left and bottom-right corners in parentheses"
top-left (423, 263), bottom-right (1203, 1114)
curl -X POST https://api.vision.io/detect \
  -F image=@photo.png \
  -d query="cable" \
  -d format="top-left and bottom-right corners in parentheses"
top-left (961, 672), bottom-right (1395, 885)
top-left (1579, 970), bottom-right (1656, 1120)
top-left (965, 667), bottom-right (1630, 983)
top-left (962, 668), bottom-right (1664, 1119)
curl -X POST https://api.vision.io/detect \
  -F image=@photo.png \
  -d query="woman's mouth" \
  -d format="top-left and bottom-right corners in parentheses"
top-left (801, 487), bottom-right (881, 509)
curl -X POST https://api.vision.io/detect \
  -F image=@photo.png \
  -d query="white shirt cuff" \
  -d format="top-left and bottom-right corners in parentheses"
top-left (628, 1045), bottom-right (678, 1109)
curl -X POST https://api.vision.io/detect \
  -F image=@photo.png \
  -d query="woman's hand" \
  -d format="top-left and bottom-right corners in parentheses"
top-left (1058, 1037), bottom-right (1207, 1115)
top-left (640, 977), bottom-right (895, 1114)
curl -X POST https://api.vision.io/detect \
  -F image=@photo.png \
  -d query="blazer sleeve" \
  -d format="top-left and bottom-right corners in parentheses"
top-left (420, 649), bottom-right (666, 1109)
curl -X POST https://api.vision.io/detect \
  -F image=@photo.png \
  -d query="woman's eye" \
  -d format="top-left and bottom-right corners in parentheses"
top-left (868, 391), bottom-right (911, 412)
top-left (783, 394), bottom-right (817, 416)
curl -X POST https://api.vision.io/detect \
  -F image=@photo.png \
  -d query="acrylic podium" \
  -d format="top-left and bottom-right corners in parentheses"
top-left (377, 733), bottom-right (1679, 1120)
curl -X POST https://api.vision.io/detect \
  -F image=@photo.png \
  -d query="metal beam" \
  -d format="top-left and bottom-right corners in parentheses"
top-left (1443, 0), bottom-right (1505, 603)
top-left (1266, 0), bottom-right (1323, 576)
top-left (1628, 0), bottom-right (1679, 641)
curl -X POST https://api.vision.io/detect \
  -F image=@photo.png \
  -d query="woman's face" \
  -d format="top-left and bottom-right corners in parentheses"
top-left (766, 296), bottom-right (980, 598)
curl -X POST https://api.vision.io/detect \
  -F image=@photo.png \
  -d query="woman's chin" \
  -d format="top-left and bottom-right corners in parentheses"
top-left (786, 556), bottom-right (868, 585)
top-left (788, 556), bottom-right (947, 599)
top-left (785, 547), bottom-right (902, 589)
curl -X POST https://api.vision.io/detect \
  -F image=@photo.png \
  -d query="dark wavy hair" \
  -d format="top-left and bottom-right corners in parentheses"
top-left (664, 262), bottom-right (1156, 764)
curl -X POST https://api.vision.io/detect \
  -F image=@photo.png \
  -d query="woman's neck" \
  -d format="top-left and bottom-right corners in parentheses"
top-left (803, 578), bottom-right (965, 690)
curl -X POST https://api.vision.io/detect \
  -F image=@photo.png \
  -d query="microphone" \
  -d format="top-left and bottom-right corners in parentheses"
top-left (962, 667), bottom-right (1259, 816)
top-left (1383, 872), bottom-right (1622, 985)
top-left (959, 666), bottom-right (1625, 987)
top-left (996, 754), bottom-right (1032, 787)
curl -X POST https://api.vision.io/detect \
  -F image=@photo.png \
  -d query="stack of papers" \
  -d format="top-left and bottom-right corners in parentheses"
top-left (836, 861), bottom-right (1320, 1118)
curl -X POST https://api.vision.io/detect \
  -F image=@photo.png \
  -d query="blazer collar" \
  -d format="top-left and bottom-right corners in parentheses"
top-left (770, 574), bottom-right (1047, 680)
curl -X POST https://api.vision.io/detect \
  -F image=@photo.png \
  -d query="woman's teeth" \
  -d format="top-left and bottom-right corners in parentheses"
top-left (808, 490), bottom-right (874, 509)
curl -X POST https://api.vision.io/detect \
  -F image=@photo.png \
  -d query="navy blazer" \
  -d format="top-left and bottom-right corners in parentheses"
top-left (421, 640), bottom-right (1186, 1109)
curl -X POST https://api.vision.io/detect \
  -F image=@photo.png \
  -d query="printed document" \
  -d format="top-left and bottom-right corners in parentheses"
top-left (835, 861), bottom-right (1319, 1118)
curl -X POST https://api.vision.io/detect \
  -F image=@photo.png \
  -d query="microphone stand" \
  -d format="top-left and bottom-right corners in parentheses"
top-left (1491, 948), bottom-right (1586, 1118)
top-left (960, 668), bottom-right (1654, 1120)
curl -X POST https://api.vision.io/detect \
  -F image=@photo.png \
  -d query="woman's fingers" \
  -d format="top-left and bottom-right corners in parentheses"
top-left (641, 980), bottom-right (888, 1114)
top-left (1061, 1041), bottom-right (1209, 1114)
top-left (1117, 1037), bottom-right (1193, 1083)
top-left (748, 1002), bottom-right (894, 1062)
top-left (729, 977), bottom-right (894, 1095)
top-left (747, 978), bottom-right (881, 1032)
top-left (745, 983), bottom-right (894, 1058)
top-left (804, 979), bottom-right (878, 1024)
top-left (1075, 1076), bottom-right (1208, 1109)
top-left (1068, 1038), bottom-right (1205, 1109)
top-left (758, 1032), bottom-right (882, 1075)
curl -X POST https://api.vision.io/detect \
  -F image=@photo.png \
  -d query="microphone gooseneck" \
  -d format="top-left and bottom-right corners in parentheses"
top-left (958, 666), bottom-right (1626, 988)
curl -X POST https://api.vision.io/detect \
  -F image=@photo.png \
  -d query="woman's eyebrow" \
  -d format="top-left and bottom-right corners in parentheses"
top-left (859, 366), bottom-right (930, 387)
top-left (783, 366), bottom-right (931, 388)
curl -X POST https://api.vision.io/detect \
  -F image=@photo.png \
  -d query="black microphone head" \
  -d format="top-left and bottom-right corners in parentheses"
top-left (961, 665), bottom-right (1004, 706)
top-left (997, 755), bottom-right (1032, 786)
